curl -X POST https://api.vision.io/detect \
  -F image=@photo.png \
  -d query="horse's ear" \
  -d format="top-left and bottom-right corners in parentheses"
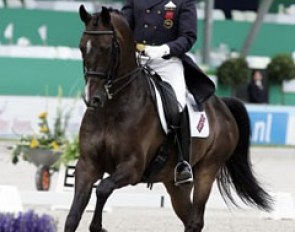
top-left (79, 5), bottom-right (91, 24)
top-left (101, 6), bottom-right (111, 25)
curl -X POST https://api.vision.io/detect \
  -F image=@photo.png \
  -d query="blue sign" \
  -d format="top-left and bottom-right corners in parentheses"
top-left (249, 112), bottom-right (288, 145)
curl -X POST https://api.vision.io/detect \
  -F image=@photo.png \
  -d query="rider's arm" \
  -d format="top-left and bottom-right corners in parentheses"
top-left (166, 0), bottom-right (197, 57)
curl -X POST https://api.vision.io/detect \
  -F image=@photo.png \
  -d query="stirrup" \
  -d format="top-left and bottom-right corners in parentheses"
top-left (174, 161), bottom-right (193, 186)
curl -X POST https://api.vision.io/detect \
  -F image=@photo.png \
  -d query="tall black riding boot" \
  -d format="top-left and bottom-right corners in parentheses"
top-left (174, 107), bottom-right (193, 186)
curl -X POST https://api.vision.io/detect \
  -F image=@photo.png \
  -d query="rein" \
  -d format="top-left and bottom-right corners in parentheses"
top-left (104, 67), bottom-right (141, 99)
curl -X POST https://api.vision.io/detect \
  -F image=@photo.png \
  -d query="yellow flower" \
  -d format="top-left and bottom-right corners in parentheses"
top-left (38, 112), bottom-right (48, 119)
top-left (50, 141), bottom-right (60, 150)
top-left (30, 138), bottom-right (39, 148)
top-left (40, 126), bottom-right (49, 133)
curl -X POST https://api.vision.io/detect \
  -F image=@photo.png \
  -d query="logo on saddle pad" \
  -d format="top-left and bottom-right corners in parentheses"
top-left (188, 108), bottom-right (209, 138)
top-left (197, 113), bottom-right (205, 132)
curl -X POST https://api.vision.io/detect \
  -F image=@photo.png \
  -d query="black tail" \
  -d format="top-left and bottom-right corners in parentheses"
top-left (217, 97), bottom-right (273, 211)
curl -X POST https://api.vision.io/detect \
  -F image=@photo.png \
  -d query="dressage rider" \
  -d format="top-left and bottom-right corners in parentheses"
top-left (122, 0), bottom-right (215, 185)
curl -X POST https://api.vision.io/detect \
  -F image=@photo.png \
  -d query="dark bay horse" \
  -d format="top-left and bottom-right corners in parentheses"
top-left (65, 6), bottom-right (272, 232)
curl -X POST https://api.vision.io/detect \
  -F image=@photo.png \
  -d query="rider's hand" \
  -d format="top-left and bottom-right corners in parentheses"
top-left (144, 44), bottom-right (170, 59)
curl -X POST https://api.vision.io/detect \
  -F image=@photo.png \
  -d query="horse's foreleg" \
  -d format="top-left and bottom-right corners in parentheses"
top-left (164, 181), bottom-right (193, 226)
top-left (65, 159), bottom-right (101, 232)
top-left (89, 161), bottom-right (141, 232)
top-left (185, 163), bottom-right (219, 232)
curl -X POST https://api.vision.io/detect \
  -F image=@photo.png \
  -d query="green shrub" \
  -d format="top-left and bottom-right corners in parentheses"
top-left (58, 136), bottom-right (80, 165)
top-left (216, 57), bottom-right (250, 86)
top-left (266, 54), bottom-right (295, 84)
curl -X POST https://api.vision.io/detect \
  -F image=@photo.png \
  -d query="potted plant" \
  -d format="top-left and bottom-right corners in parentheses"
top-left (216, 57), bottom-right (250, 99)
top-left (11, 100), bottom-right (73, 191)
top-left (266, 54), bottom-right (295, 84)
top-left (266, 54), bottom-right (295, 104)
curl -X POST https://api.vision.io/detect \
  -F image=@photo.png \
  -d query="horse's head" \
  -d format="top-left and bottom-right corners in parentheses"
top-left (79, 5), bottom-right (136, 109)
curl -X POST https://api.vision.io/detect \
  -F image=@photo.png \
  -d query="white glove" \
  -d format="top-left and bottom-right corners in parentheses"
top-left (144, 44), bottom-right (170, 59)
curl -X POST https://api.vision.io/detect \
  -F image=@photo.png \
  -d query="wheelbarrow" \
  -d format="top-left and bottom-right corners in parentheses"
top-left (22, 148), bottom-right (62, 191)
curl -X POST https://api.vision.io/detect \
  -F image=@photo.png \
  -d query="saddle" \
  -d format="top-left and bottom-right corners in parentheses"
top-left (141, 66), bottom-right (184, 184)
top-left (146, 67), bottom-right (180, 129)
top-left (141, 66), bottom-right (209, 184)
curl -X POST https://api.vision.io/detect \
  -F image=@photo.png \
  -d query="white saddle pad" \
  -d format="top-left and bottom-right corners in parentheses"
top-left (151, 80), bottom-right (209, 138)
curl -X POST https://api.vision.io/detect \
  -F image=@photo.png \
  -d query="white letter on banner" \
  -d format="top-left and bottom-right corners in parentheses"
top-left (265, 113), bottom-right (272, 143)
top-left (253, 121), bottom-right (265, 143)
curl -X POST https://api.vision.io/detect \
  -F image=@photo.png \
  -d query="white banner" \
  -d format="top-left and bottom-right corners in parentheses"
top-left (1, 96), bottom-right (295, 145)
top-left (0, 96), bottom-right (86, 138)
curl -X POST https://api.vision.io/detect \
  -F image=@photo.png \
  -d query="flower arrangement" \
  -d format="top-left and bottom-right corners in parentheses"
top-left (0, 210), bottom-right (56, 232)
top-left (12, 108), bottom-right (71, 164)
top-left (12, 92), bottom-right (73, 165)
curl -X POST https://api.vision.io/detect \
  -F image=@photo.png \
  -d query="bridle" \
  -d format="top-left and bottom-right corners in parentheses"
top-left (82, 25), bottom-right (140, 107)
top-left (83, 29), bottom-right (119, 83)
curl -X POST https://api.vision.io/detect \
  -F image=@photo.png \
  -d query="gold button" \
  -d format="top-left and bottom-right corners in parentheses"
top-left (157, 10), bottom-right (161, 14)
top-left (136, 43), bottom-right (145, 52)
top-left (143, 40), bottom-right (146, 44)
top-left (146, 9), bottom-right (151, 13)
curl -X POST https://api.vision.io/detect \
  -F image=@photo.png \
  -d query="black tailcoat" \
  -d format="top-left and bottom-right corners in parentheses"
top-left (122, 0), bottom-right (215, 103)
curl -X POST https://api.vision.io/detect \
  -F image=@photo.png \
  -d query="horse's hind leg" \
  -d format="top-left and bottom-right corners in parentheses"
top-left (65, 159), bottom-right (101, 232)
top-left (164, 182), bottom-right (193, 226)
top-left (185, 163), bottom-right (220, 232)
top-left (89, 161), bottom-right (141, 232)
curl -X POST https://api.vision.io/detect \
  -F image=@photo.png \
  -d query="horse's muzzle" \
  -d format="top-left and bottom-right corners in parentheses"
top-left (90, 93), bottom-right (107, 108)
top-left (84, 81), bottom-right (108, 109)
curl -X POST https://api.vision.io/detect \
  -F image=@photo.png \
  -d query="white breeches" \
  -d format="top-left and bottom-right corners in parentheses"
top-left (141, 56), bottom-right (186, 112)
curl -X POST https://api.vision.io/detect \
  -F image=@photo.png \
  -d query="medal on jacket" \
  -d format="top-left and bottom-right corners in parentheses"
top-left (163, 1), bottom-right (176, 29)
